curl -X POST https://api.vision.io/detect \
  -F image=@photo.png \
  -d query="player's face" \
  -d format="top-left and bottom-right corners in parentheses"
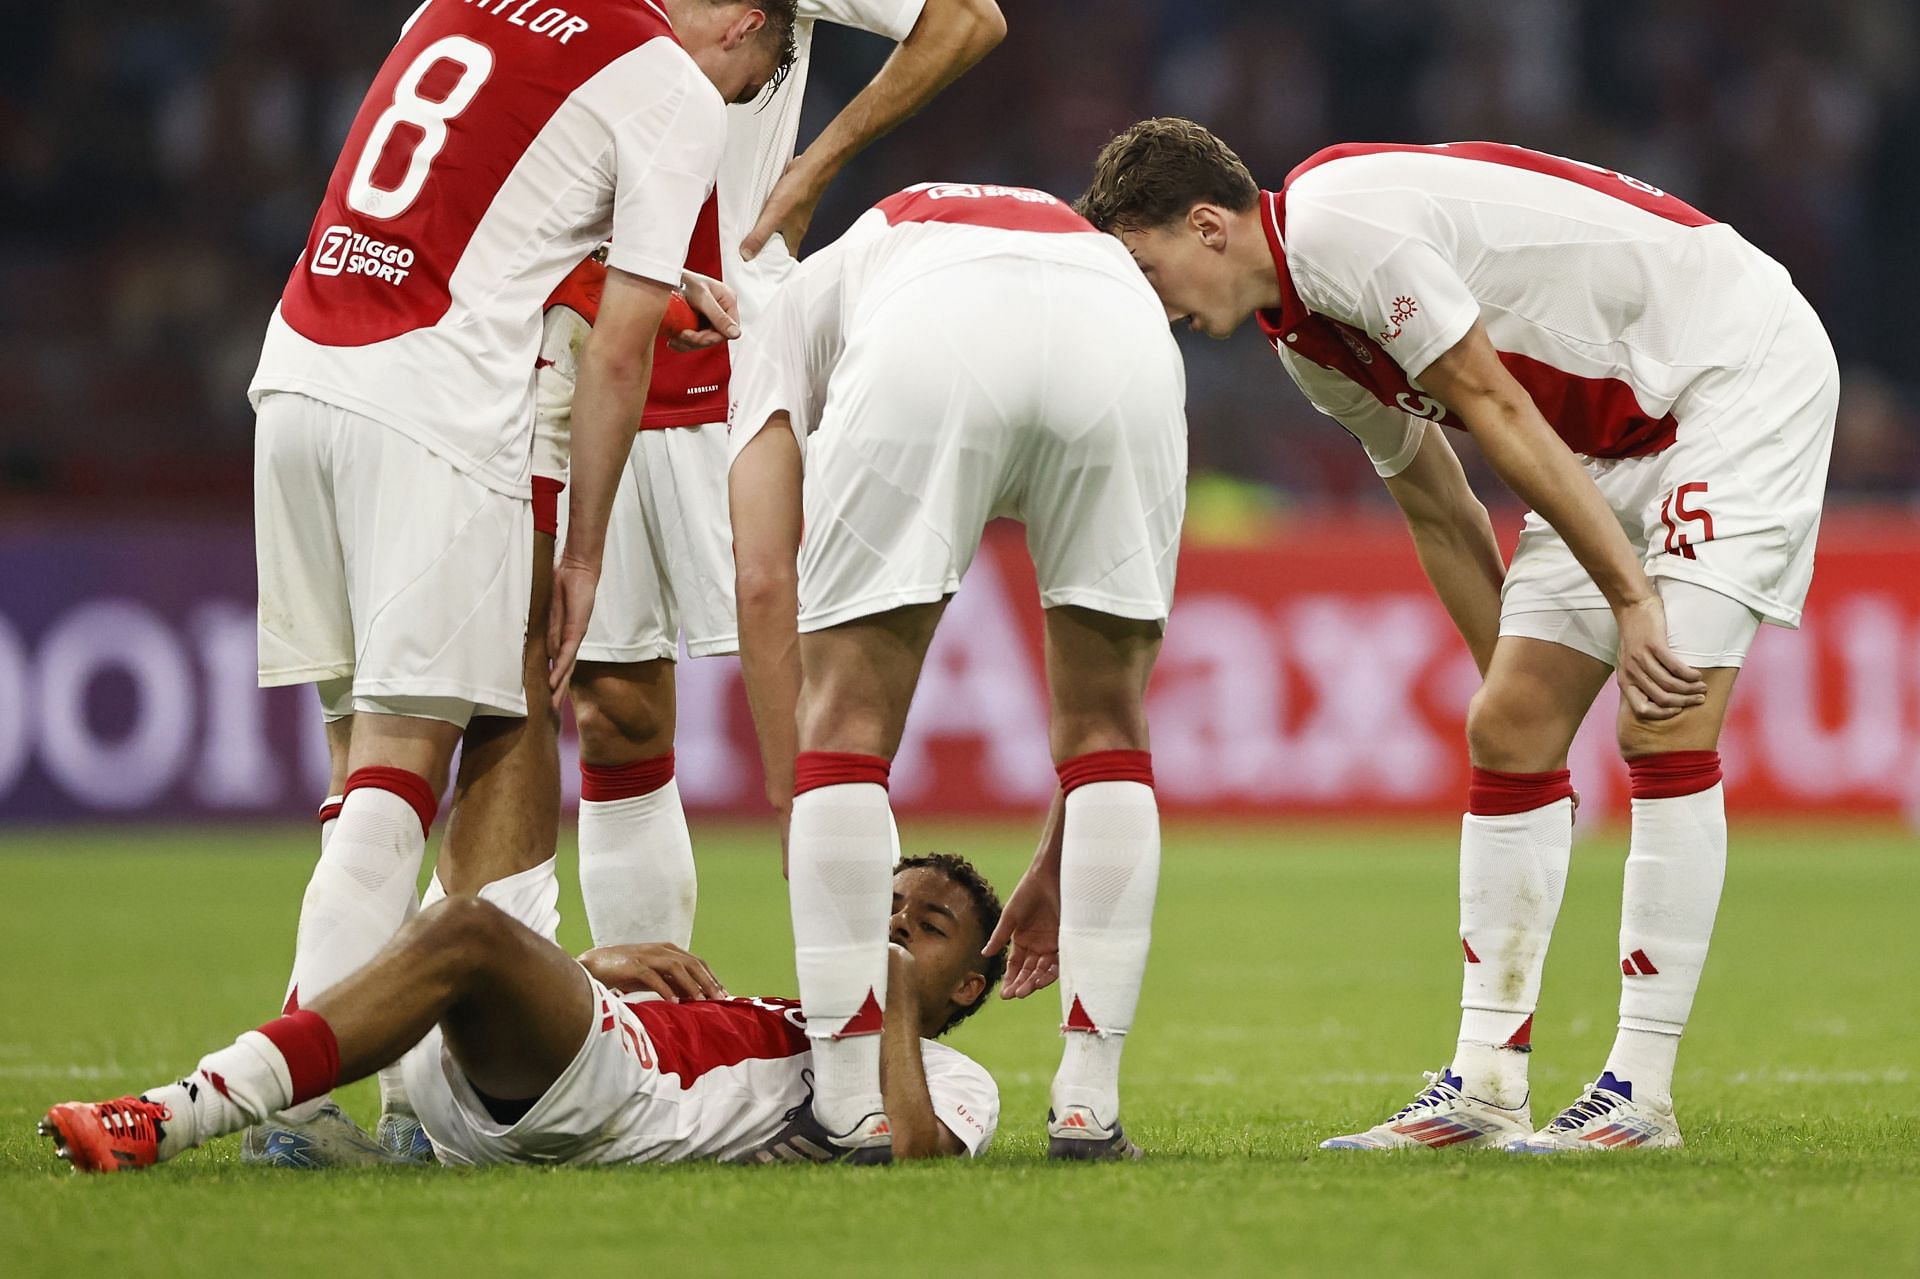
top-left (1117, 216), bottom-right (1248, 340)
top-left (890, 867), bottom-right (989, 1028)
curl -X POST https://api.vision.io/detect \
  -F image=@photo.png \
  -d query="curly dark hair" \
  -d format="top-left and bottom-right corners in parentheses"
top-left (897, 852), bottom-right (1007, 1036)
top-left (1076, 116), bottom-right (1261, 233)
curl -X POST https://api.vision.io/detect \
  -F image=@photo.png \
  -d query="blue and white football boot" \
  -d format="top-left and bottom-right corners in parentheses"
top-left (1507, 1072), bottom-right (1682, 1153)
top-left (1320, 1069), bottom-right (1532, 1150)
top-left (239, 1100), bottom-right (395, 1169)
top-left (376, 1108), bottom-right (437, 1164)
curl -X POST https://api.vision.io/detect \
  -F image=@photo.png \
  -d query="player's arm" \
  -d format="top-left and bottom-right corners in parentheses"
top-left (729, 418), bottom-right (806, 848)
top-left (880, 943), bottom-right (967, 1158)
top-left (1381, 421), bottom-right (1506, 677)
top-left (741, 0), bottom-right (1007, 258)
top-left (1417, 322), bottom-right (1706, 718)
top-left (549, 269), bottom-right (674, 701)
top-left (983, 789), bottom-right (1062, 998)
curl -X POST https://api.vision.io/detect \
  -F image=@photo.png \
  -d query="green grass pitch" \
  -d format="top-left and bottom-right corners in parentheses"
top-left (2, 821), bottom-right (1915, 1277)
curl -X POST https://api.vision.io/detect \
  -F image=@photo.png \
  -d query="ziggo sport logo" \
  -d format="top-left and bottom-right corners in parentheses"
top-left (310, 225), bottom-right (415, 285)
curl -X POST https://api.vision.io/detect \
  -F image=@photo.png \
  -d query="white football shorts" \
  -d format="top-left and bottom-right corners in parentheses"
top-left (798, 256), bottom-right (1188, 631)
top-left (254, 392), bottom-right (532, 725)
top-left (1499, 286), bottom-right (1837, 666)
top-left (564, 421), bottom-right (738, 663)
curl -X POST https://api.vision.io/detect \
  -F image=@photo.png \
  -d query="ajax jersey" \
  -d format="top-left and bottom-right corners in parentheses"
top-left (1259, 142), bottom-right (1797, 476)
top-left (250, 0), bottom-right (727, 496)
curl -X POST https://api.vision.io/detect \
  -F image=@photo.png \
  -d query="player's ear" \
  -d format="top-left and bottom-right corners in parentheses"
top-left (1190, 203), bottom-right (1229, 251)
top-left (726, 5), bottom-right (768, 49)
top-left (950, 968), bottom-right (988, 1013)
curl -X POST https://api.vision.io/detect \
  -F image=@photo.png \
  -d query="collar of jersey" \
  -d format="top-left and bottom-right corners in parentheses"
top-left (1253, 188), bottom-right (1310, 344)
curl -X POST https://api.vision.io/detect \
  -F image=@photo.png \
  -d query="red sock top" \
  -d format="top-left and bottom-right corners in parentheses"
top-left (344, 766), bottom-right (439, 836)
top-left (316, 798), bottom-right (344, 826)
top-left (1057, 749), bottom-right (1155, 795)
top-left (1628, 750), bottom-right (1723, 800)
top-left (255, 1009), bottom-right (341, 1107)
top-left (1468, 767), bottom-right (1575, 816)
top-left (580, 752), bottom-right (675, 803)
top-left (793, 751), bottom-right (890, 796)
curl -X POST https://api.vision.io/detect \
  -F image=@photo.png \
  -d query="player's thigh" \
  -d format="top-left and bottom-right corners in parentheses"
top-left (796, 281), bottom-right (1014, 634)
top-left (255, 393), bottom-right (354, 686)
top-left (574, 441), bottom-right (679, 666)
top-left (334, 421), bottom-right (532, 726)
top-left (1043, 605), bottom-right (1163, 761)
top-left (796, 600), bottom-right (948, 758)
top-left (1614, 580), bottom-right (1757, 757)
top-left (570, 658), bottom-right (677, 763)
top-left (1469, 633), bottom-right (1615, 772)
top-left (1023, 266), bottom-right (1189, 627)
top-left (646, 421), bottom-right (738, 657)
top-left (437, 902), bottom-right (596, 1101)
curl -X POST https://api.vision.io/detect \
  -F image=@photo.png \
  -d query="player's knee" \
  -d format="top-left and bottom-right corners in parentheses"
top-left (571, 677), bottom-right (671, 764)
top-left (420, 894), bottom-right (516, 962)
top-left (1465, 685), bottom-right (1564, 772)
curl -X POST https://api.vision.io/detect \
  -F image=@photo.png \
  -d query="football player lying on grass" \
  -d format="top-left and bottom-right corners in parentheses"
top-left (42, 856), bottom-right (1005, 1171)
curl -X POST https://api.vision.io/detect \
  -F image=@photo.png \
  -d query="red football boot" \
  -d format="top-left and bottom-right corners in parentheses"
top-left (40, 1097), bottom-right (172, 1173)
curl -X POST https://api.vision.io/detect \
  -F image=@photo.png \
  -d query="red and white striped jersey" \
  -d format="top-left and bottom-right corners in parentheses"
top-left (728, 182), bottom-right (1155, 456)
top-left (615, 995), bottom-right (998, 1160)
top-left (1259, 143), bottom-right (1797, 476)
top-left (644, 0), bottom-right (928, 429)
top-left (249, 0), bottom-right (727, 497)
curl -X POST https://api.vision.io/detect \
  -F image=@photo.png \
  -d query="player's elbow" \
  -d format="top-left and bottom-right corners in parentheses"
top-left (929, 0), bottom-right (1006, 59)
top-left (888, 1119), bottom-right (953, 1161)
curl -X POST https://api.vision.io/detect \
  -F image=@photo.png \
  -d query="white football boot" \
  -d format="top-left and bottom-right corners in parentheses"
top-left (1320, 1069), bottom-right (1533, 1150)
top-left (376, 1108), bottom-right (436, 1164)
top-left (240, 1100), bottom-right (397, 1169)
top-left (1507, 1072), bottom-right (1682, 1153)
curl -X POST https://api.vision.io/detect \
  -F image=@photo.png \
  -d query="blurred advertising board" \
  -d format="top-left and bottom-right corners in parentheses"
top-left (3, 515), bottom-right (1918, 826)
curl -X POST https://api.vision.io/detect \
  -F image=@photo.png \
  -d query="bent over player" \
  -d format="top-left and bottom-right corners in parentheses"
top-left (42, 856), bottom-right (1003, 1171)
top-left (560, 0), bottom-right (1005, 957)
top-left (1080, 119), bottom-right (1837, 1152)
top-left (245, 0), bottom-right (792, 1161)
top-left (727, 182), bottom-right (1188, 1159)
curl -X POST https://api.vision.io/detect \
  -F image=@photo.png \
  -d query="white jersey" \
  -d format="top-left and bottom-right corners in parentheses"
top-left (728, 181), bottom-right (1156, 459)
top-left (249, 0), bottom-right (727, 498)
top-left (615, 994), bottom-right (997, 1161)
top-left (719, 0), bottom-right (927, 323)
top-left (1258, 142), bottom-right (1798, 477)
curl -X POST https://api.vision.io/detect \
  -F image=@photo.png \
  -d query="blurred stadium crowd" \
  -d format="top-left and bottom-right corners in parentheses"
top-left (4, 0), bottom-right (1917, 514)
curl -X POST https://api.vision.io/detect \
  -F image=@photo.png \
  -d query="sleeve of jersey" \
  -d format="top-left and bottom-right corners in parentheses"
top-left (804, 0), bottom-right (928, 40)
top-left (605, 51), bottom-right (729, 286)
top-left (532, 305), bottom-right (591, 482)
top-left (923, 1048), bottom-right (1000, 1156)
top-left (1279, 347), bottom-right (1425, 479)
top-left (1287, 191), bottom-right (1481, 381)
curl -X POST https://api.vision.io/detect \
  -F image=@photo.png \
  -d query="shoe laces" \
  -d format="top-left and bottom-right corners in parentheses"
top-left (1548, 1082), bottom-right (1624, 1132)
top-left (101, 1097), bottom-right (171, 1142)
top-left (1389, 1071), bottom-right (1463, 1122)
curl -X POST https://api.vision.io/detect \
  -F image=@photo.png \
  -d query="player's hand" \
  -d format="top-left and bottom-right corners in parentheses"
top-left (579, 943), bottom-right (730, 1002)
top-left (1614, 594), bottom-right (1707, 721)
top-left (671, 271), bottom-right (740, 350)
top-left (984, 861), bottom-right (1061, 999)
top-left (885, 942), bottom-right (918, 1009)
top-left (546, 556), bottom-right (600, 711)
top-left (740, 157), bottom-right (824, 261)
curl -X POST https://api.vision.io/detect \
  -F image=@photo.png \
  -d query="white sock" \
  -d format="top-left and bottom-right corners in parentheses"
top-left (280, 782), bottom-right (429, 1121)
top-left (1052, 779), bottom-right (1160, 1127)
top-left (1452, 797), bottom-right (1573, 1109)
top-left (788, 780), bottom-right (893, 1134)
top-left (145, 1032), bottom-right (296, 1159)
top-left (1604, 781), bottom-right (1727, 1107)
top-left (579, 780), bottom-right (696, 947)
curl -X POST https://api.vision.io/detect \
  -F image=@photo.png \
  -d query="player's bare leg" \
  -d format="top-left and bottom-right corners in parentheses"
top-left (44, 900), bottom-right (593, 1174)
top-left (1516, 666), bottom-right (1740, 1153)
top-left (570, 659), bottom-right (697, 947)
top-left (1039, 605), bottom-right (1162, 1161)
top-left (1326, 635), bottom-right (1609, 1150)
top-left (773, 601), bottom-right (947, 1154)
